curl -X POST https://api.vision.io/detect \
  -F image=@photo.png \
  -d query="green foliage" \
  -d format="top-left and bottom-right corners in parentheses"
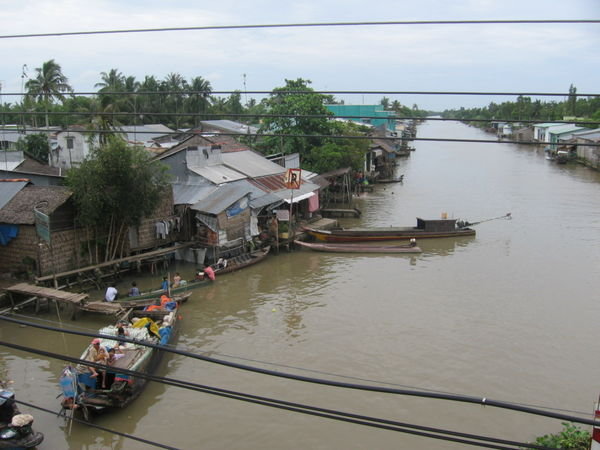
top-left (256, 78), bottom-right (369, 173)
top-left (258, 78), bottom-right (334, 157)
top-left (25, 59), bottom-right (72, 128)
top-left (65, 138), bottom-right (171, 262)
top-left (527, 422), bottom-right (591, 450)
top-left (443, 85), bottom-right (600, 126)
top-left (16, 133), bottom-right (50, 163)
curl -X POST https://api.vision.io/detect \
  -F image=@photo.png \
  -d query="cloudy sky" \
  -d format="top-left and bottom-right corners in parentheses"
top-left (0, 0), bottom-right (598, 111)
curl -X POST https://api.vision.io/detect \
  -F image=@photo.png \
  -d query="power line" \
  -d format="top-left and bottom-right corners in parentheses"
top-left (12, 399), bottom-right (178, 449)
top-left (5, 110), bottom-right (600, 126)
top-left (0, 19), bottom-right (598, 40)
top-left (3, 126), bottom-right (599, 148)
top-left (2, 89), bottom-right (599, 97)
top-left (0, 315), bottom-right (596, 427)
top-left (0, 340), bottom-right (557, 450)
top-left (5, 311), bottom-right (589, 418)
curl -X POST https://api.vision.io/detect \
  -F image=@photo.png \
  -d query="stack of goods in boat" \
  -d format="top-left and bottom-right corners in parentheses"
top-left (59, 304), bottom-right (180, 418)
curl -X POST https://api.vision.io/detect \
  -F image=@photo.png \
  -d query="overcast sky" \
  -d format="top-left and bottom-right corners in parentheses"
top-left (0, 0), bottom-right (598, 111)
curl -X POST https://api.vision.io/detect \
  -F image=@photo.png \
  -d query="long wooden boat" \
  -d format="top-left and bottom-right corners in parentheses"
top-left (126, 245), bottom-right (271, 301)
top-left (117, 292), bottom-right (191, 308)
top-left (303, 218), bottom-right (475, 243)
top-left (59, 304), bottom-right (180, 419)
top-left (294, 240), bottom-right (422, 254)
top-left (0, 390), bottom-right (44, 448)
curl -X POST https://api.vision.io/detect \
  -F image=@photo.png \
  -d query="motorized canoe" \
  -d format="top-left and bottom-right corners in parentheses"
top-left (294, 240), bottom-right (422, 254)
top-left (303, 218), bottom-right (475, 243)
top-left (126, 245), bottom-right (271, 300)
top-left (59, 302), bottom-right (180, 419)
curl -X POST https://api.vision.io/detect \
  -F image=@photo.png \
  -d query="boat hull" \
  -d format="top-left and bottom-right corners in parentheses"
top-left (60, 307), bottom-right (181, 416)
top-left (125, 246), bottom-right (271, 300)
top-left (303, 227), bottom-right (475, 243)
top-left (294, 240), bottom-right (422, 254)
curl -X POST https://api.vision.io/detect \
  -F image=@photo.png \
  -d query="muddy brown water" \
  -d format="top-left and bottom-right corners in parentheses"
top-left (2, 119), bottom-right (600, 449)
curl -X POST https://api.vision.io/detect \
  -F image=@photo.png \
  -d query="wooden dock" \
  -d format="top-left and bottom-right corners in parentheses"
top-left (5, 283), bottom-right (88, 305)
top-left (1, 283), bottom-right (126, 319)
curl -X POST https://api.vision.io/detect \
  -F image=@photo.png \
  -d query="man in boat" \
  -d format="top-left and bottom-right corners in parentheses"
top-left (104, 285), bottom-right (118, 302)
top-left (161, 277), bottom-right (169, 291)
top-left (128, 282), bottom-right (140, 297)
top-left (87, 338), bottom-right (108, 380)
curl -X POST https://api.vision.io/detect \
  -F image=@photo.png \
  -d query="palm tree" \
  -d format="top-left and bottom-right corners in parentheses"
top-left (162, 73), bottom-right (188, 129)
top-left (95, 68), bottom-right (125, 92)
top-left (138, 76), bottom-right (161, 123)
top-left (25, 59), bottom-right (72, 128)
top-left (187, 76), bottom-right (212, 127)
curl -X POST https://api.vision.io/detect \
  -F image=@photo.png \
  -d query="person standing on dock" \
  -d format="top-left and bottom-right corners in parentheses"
top-left (104, 285), bottom-right (118, 302)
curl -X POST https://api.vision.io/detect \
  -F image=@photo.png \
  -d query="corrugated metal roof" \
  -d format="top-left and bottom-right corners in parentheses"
top-left (547, 125), bottom-right (586, 135)
top-left (222, 150), bottom-right (286, 178)
top-left (188, 164), bottom-right (247, 184)
top-left (533, 123), bottom-right (563, 129)
top-left (119, 124), bottom-right (175, 142)
top-left (191, 182), bottom-right (253, 215)
top-left (248, 173), bottom-right (289, 191)
top-left (200, 120), bottom-right (259, 135)
top-left (271, 180), bottom-right (320, 202)
top-left (0, 180), bottom-right (29, 210)
top-left (0, 151), bottom-right (26, 171)
top-left (172, 183), bottom-right (216, 205)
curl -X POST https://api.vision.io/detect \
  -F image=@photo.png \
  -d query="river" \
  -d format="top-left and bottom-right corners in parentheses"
top-left (2, 119), bottom-right (600, 449)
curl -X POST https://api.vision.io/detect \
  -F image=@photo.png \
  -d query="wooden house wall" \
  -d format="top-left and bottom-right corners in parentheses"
top-left (0, 226), bottom-right (39, 276)
top-left (0, 226), bottom-right (80, 276)
top-left (38, 228), bottom-right (82, 275)
top-left (50, 200), bottom-right (77, 231)
top-left (217, 209), bottom-right (250, 242)
top-left (128, 189), bottom-right (179, 252)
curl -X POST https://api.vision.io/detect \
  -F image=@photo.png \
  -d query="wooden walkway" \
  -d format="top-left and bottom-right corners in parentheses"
top-left (5, 283), bottom-right (88, 304)
top-left (35, 242), bottom-right (195, 285)
top-left (2, 283), bottom-right (130, 319)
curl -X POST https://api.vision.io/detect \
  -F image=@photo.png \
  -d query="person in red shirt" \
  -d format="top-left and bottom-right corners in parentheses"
top-left (203, 264), bottom-right (216, 281)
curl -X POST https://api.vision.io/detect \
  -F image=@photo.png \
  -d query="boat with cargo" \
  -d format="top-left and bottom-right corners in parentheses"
top-left (59, 300), bottom-right (181, 419)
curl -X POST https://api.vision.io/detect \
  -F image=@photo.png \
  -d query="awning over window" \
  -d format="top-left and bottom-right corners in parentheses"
top-left (281, 192), bottom-right (316, 204)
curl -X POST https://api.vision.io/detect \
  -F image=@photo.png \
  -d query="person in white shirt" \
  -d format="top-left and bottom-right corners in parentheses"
top-left (105, 286), bottom-right (118, 302)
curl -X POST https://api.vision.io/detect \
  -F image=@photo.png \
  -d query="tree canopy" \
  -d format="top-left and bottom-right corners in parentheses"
top-left (65, 138), bottom-right (170, 263)
top-left (256, 78), bottom-right (369, 172)
top-left (442, 85), bottom-right (600, 125)
top-left (25, 59), bottom-right (72, 128)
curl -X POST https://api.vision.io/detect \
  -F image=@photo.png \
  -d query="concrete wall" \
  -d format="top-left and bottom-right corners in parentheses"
top-left (576, 139), bottom-right (600, 169)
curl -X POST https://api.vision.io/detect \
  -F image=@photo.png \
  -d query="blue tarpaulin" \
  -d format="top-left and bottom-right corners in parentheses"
top-left (0, 225), bottom-right (18, 246)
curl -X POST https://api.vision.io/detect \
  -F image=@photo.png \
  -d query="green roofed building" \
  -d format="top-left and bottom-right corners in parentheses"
top-left (325, 104), bottom-right (396, 132)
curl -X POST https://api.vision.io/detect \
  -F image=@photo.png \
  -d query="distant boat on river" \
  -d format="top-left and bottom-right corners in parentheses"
top-left (303, 218), bottom-right (476, 243)
top-left (294, 240), bottom-right (422, 254)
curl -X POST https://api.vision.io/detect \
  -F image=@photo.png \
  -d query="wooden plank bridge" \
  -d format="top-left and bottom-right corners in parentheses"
top-left (1, 283), bottom-right (128, 319)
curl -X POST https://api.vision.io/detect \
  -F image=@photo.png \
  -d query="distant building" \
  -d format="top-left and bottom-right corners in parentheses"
top-left (325, 104), bottom-right (397, 132)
